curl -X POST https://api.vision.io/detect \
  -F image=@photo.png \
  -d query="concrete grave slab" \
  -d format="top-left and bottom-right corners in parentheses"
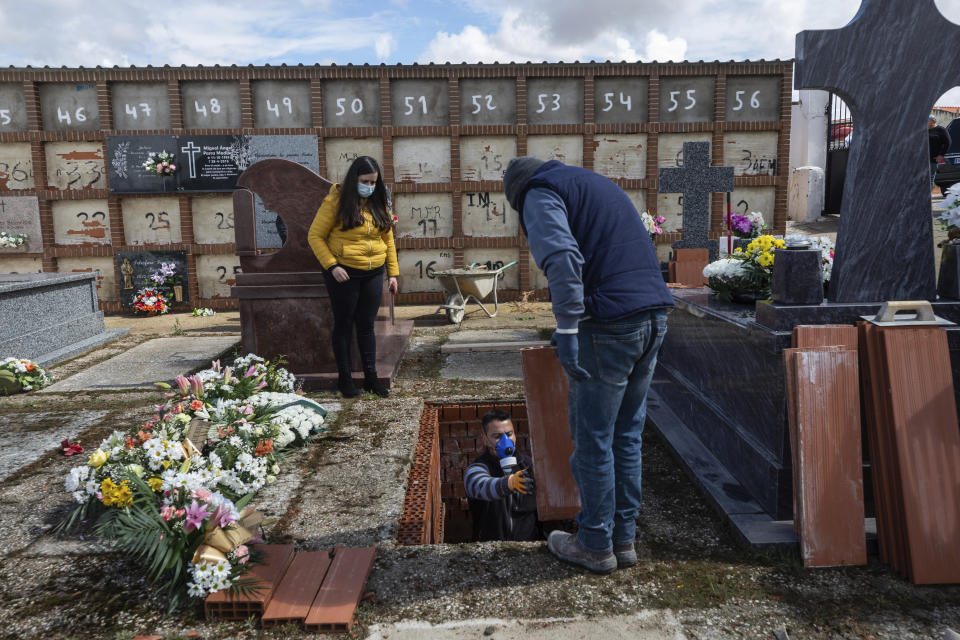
top-left (0, 196), bottom-right (42, 253)
top-left (191, 195), bottom-right (235, 244)
top-left (41, 336), bottom-right (238, 391)
top-left (459, 136), bottom-right (516, 182)
top-left (725, 76), bottom-right (781, 122)
top-left (0, 83), bottom-right (28, 133)
top-left (38, 82), bottom-right (100, 132)
top-left (393, 193), bottom-right (453, 239)
top-left (57, 256), bottom-right (118, 302)
top-left (723, 132), bottom-right (779, 177)
top-left (44, 142), bottom-right (106, 191)
top-left (527, 135), bottom-right (583, 167)
top-left (0, 143), bottom-right (34, 189)
top-left (121, 196), bottom-right (182, 245)
top-left (593, 134), bottom-right (647, 180)
top-left (527, 78), bottom-right (583, 125)
top-left (442, 329), bottom-right (545, 353)
top-left (462, 248), bottom-right (520, 289)
top-left (393, 137), bottom-right (451, 183)
top-left (441, 349), bottom-right (523, 380)
top-left (625, 189), bottom-right (648, 217)
top-left (459, 79), bottom-right (516, 126)
top-left (730, 186), bottom-right (776, 224)
top-left (111, 82), bottom-right (171, 130)
top-left (390, 79), bottom-right (450, 127)
top-left (52, 199), bottom-right (110, 246)
top-left (0, 256), bottom-right (42, 273)
top-left (0, 410), bottom-right (110, 483)
top-left (461, 191), bottom-right (517, 237)
top-left (196, 254), bottom-right (241, 300)
top-left (397, 249), bottom-right (454, 293)
top-left (251, 80), bottom-right (312, 129)
top-left (181, 81), bottom-right (242, 130)
top-left (324, 137), bottom-right (383, 183)
top-left (594, 77), bottom-right (649, 124)
top-left (659, 76), bottom-right (715, 123)
top-left (322, 80), bottom-right (381, 128)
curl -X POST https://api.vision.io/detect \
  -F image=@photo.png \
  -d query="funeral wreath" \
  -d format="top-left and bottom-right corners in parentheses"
top-left (0, 357), bottom-right (53, 394)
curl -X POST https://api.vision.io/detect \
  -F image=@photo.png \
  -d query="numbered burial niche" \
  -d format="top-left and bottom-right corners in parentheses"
top-left (527, 78), bottom-right (583, 126)
top-left (192, 195), bottom-right (235, 245)
top-left (659, 76), bottom-right (715, 124)
top-left (0, 143), bottom-right (34, 190)
top-left (0, 83), bottom-right (27, 133)
top-left (324, 137), bottom-right (383, 183)
top-left (0, 196), bottom-right (42, 253)
top-left (52, 199), bottom-right (111, 246)
top-left (724, 76), bottom-right (781, 122)
top-left (393, 193), bottom-right (453, 239)
top-left (459, 78), bottom-right (516, 126)
top-left (594, 77), bottom-right (648, 124)
top-left (459, 136), bottom-right (517, 182)
top-left (251, 80), bottom-right (312, 129)
top-left (57, 256), bottom-right (118, 302)
top-left (461, 190), bottom-right (517, 237)
top-left (393, 137), bottom-right (451, 183)
top-left (38, 82), bottom-right (100, 132)
top-left (729, 186), bottom-right (776, 227)
top-left (527, 135), bottom-right (583, 166)
top-left (181, 81), bottom-right (242, 130)
top-left (44, 142), bottom-right (106, 191)
top-left (196, 254), bottom-right (240, 300)
top-left (463, 249), bottom-right (520, 290)
top-left (115, 249), bottom-right (188, 303)
top-left (111, 82), bottom-right (171, 130)
top-left (593, 134), bottom-right (647, 180)
top-left (121, 196), bottom-right (182, 245)
top-left (723, 132), bottom-right (779, 177)
top-left (322, 80), bottom-right (380, 128)
top-left (397, 249), bottom-right (454, 293)
top-left (0, 256), bottom-right (42, 273)
top-left (390, 79), bottom-right (449, 127)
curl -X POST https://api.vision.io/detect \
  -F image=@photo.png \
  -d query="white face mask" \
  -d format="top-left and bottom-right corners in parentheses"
top-left (358, 183), bottom-right (375, 198)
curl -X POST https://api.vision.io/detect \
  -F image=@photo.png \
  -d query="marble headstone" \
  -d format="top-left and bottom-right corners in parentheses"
top-left (114, 250), bottom-right (189, 306)
top-left (658, 141), bottom-right (734, 262)
top-left (795, 0), bottom-right (960, 303)
top-left (0, 196), bottom-right (41, 252)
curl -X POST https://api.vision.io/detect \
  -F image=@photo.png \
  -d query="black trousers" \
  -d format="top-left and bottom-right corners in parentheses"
top-left (323, 265), bottom-right (384, 377)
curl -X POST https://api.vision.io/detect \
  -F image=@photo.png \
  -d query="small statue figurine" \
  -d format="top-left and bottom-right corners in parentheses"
top-left (120, 258), bottom-right (134, 290)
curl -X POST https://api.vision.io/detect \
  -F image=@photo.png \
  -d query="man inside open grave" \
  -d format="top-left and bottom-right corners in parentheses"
top-left (464, 409), bottom-right (540, 542)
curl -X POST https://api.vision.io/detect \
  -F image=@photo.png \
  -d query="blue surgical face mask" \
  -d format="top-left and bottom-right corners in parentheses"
top-left (358, 183), bottom-right (375, 198)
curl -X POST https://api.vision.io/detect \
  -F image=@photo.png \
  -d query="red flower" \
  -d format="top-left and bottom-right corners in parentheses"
top-left (190, 399), bottom-right (204, 411)
top-left (255, 439), bottom-right (274, 457)
top-left (61, 439), bottom-right (84, 456)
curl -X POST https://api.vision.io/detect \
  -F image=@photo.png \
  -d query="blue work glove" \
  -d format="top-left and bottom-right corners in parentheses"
top-left (550, 331), bottom-right (591, 381)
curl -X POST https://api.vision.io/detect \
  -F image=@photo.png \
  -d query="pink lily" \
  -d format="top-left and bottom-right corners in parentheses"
top-left (245, 365), bottom-right (257, 378)
top-left (175, 375), bottom-right (190, 395)
top-left (254, 380), bottom-right (267, 390)
top-left (211, 504), bottom-right (237, 529)
top-left (183, 500), bottom-right (209, 532)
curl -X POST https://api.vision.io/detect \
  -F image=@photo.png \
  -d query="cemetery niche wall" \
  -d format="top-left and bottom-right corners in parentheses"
top-left (0, 61), bottom-right (792, 310)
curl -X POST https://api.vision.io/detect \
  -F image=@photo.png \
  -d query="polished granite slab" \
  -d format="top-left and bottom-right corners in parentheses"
top-left (652, 287), bottom-right (960, 525)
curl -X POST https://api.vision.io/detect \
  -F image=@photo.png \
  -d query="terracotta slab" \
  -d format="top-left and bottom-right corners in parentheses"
top-left (260, 550), bottom-right (332, 627)
top-left (791, 324), bottom-right (859, 351)
top-left (304, 546), bottom-right (377, 632)
top-left (670, 248), bottom-right (709, 286)
top-left (791, 349), bottom-right (866, 567)
top-left (205, 544), bottom-right (295, 619)
top-left (520, 346), bottom-right (580, 520)
top-left (880, 326), bottom-right (960, 584)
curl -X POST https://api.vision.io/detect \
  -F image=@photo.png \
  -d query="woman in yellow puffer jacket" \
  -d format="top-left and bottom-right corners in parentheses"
top-left (308, 156), bottom-right (399, 398)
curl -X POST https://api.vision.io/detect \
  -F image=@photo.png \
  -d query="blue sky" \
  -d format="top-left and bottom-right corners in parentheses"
top-left (3, 0), bottom-right (960, 103)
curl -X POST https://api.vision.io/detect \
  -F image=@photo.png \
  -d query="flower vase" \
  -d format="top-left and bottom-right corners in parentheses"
top-left (172, 285), bottom-right (183, 303)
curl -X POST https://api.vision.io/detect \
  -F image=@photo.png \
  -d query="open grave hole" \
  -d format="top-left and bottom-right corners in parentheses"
top-left (398, 400), bottom-right (535, 545)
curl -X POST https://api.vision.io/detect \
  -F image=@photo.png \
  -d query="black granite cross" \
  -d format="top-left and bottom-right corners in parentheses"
top-left (658, 141), bottom-right (734, 261)
top-left (795, 0), bottom-right (960, 303)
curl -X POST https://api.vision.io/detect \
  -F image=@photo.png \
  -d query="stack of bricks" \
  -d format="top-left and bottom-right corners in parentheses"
top-left (397, 405), bottom-right (441, 545)
top-left (434, 401), bottom-right (529, 543)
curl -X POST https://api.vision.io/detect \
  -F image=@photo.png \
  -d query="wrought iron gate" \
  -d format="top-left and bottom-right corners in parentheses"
top-left (824, 92), bottom-right (852, 214)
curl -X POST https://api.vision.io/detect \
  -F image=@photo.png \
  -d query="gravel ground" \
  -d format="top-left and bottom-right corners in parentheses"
top-left (0, 297), bottom-right (958, 639)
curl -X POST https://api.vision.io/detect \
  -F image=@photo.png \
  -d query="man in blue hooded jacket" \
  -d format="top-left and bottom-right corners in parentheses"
top-left (504, 157), bottom-right (674, 574)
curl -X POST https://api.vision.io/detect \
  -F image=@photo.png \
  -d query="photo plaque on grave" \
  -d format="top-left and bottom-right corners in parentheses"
top-left (0, 196), bottom-right (42, 253)
top-left (114, 250), bottom-right (189, 306)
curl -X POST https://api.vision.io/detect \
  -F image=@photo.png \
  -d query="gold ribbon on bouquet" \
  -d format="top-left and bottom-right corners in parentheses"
top-left (191, 507), bottom-right (264, 565)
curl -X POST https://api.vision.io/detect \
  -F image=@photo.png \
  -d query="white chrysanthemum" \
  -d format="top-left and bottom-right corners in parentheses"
top-left (65, 466), bottom-right (90, 492)
top-left (703, 258), bottom-right (748, 281)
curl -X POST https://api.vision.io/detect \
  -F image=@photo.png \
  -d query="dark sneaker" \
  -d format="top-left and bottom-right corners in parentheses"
top-left (614, 541), bottom-right (637, 568)
top-left (547, 531), bottom-right (617, 574)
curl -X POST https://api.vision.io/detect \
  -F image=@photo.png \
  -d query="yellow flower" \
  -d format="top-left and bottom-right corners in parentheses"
top-left (127, 464), bottom-right (144, 477)
top-left (99, 478), bottom-right (132, 507)
top-left (774, 238), bottom-right (786, 249)
top-left (733, 247), bottom-right (743, 254)
top-left (757, 252), bottom-right (774, 268)
top-left (148, 477), bottom-right (163, 492)
top-left (88, 449), bottom-right (109, 469)
top-left (161, 460), bottom-right (172, 469)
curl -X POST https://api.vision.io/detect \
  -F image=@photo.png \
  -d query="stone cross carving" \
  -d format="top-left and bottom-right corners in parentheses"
top-left (658, 141), bottom-right (734, 261)
top-left (795, 0), bottom-right (960, 303)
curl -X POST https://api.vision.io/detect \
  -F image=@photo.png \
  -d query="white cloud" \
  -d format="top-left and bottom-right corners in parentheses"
top-left (375, 33), bottom-right (397, 60)
top-left (643, 30), bottom-right (687, 63)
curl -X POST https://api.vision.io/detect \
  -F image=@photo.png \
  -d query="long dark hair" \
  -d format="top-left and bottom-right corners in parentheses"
top-left (337, 156), bottom-right (391, 231)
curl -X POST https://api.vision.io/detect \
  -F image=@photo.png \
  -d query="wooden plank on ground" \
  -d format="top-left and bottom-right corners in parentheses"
top-left (260, 551), bottom-right (332, 628)
top-left (880, 326), bottom-right (960, 584)
top-left (304, 546), bottom-right (377, 632)
top-left (205, 544), bottom-right (296, 619)
top-left (792, 349), bottom-right (867, 567)
top-left (520, 346), bottom-right (580, 520)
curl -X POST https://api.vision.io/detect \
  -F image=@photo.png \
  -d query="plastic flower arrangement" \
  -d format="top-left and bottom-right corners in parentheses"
top-left (640, 211), bottom-right (667, 243)
top-left (150, 262), bottom-right (181, 290)
top-left (0, 231), bottom-right (27, 248)
top-left (935, 183), bottom-right (960, 244)
top-left (0, 357), bottom-right (53, 393)
top-left (192, 308), bottom-right (216, 317)
top-left (132, 288), bottom-right (168, 314)
top-left (808, 236), bottom-right (835, 282)
top-left (58, 354), bottom-right (325, 607)
top-left (729, 211), bottom-right (767, 239)
top-left (143, 150), bottom-right (177, 177)
top-left (703, 234), bottom-right (785, 302)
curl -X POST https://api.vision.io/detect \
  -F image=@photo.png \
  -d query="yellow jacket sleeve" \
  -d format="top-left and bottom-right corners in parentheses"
top-left (382, 226), bottom-right (400, 277)
top-left (307, 187), bottom-right (340, 270)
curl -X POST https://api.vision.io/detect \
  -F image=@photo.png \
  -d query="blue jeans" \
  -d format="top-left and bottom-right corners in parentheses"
top-left (568, 309), bottom-right (668, 554)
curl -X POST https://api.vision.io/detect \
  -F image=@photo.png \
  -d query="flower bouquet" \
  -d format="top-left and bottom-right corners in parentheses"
top-left (936, 183), bottom-right (960, 244)
top-left (703, 234), bottom-right (785, 302)
top-left (58, 354), bottom-right (325, 608)
top-left (729, 211), bottom-right (767, 239)
top-left (0, 357), bottom-right (53, 394)
top-left (640, 210), bottom-right (667, 243)
top-left (133, 288), bottom-right (168, 315)
top-left (808, 236), bottom-right (835, 282)
top-left (0, 231), bottom-right (27, 248)
top-left (192, 308), bottom-right (216, 317)
top-left (143, 151), bottom-right (177, 177)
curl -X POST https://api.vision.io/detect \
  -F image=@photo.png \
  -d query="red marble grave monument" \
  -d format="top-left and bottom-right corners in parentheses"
top-left (231, 158), bottom-right (414, 390)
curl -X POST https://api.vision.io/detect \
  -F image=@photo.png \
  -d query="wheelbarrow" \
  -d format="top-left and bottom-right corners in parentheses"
top-left (434, 261), bottom-right (517, 323)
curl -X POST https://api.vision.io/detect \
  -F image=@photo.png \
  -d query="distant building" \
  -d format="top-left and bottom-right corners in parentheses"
top-left (932, 106), bottom-right (960, 126)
